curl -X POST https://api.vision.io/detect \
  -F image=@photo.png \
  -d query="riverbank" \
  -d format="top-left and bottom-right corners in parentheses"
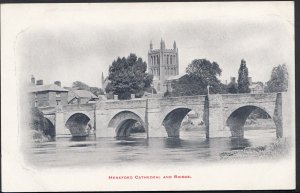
top-left (219, 138), bottom-right (290, 161)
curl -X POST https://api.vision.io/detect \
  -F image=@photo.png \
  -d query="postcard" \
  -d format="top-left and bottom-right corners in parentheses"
top-left (1, 2), bottom-right (295, 191)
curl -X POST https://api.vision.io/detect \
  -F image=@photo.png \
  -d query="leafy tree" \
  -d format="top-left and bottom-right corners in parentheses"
top-left (105, 82), bottom-right (114, 94)
top-left (237, 59), bottom-right (250, 93)
top-left (248, 108), bottom-right (271, 120)
top-left (145, 86), bottom-right (157, 94)
top-left (30, 107), bottom-right (55, 140)
top-left (227, 82), bottom-right (238, 94)
top-left (72, 81), bottom-right (104, 96)
top-left (170, 59), bottom-right (227, 96)
top-left (265, 64), bottom-right (288, 93)
top-left (72, 81), bottom-right (90, 90)
top-left (106, 53), bottom-right (153, 100)
top-left (90, 87), bottom-right (104, 96)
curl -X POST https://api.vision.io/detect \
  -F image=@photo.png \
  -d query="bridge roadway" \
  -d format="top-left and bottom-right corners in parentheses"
top-left (41, 93), bottom-right (286, 138)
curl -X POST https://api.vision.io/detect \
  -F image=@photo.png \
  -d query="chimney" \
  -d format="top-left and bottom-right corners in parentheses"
top-left (31, 75), bottom-right (35, 84)
top-left (36, 80), bottom-right (43, 85)
top-left (54, 81), bottom-right (61, 87)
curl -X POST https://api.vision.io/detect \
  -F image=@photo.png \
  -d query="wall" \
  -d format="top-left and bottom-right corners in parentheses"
top-left (48, 91), bottom-right (68, 106)
top-left (54, 93), bottom-right (284, 138)
top-left (36, 91), bottom-right (49, 107)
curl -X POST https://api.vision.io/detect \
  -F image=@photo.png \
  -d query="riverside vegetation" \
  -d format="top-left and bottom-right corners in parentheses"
top-left (219, 138), bottom-right (290, 161)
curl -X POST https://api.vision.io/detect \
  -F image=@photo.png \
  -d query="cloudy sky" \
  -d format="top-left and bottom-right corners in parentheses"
top-left (14, 2), bottom-right (294, 87)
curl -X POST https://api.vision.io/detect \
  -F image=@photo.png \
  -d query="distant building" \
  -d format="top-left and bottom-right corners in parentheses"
top-left (68, 90), bottom-right (99, 104)
top-left (148, 39), bottom-right (180, 93)
top-left (164, 74), bottom-right (182, 92)
top-left (250, 82), bottom-right (264, 94)
top-left (101, 39), bottom-right (182, 95)
top-left (28, 76), bottom-right (68, 107)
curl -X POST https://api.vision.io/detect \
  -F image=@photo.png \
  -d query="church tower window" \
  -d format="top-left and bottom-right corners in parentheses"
top-left (167, 55), bottom-right (169, 64)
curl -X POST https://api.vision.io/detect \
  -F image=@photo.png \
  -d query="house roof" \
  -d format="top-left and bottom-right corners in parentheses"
top-left (69, 90), bottom-right (98, 99)
top-left (29, 84), bottom-right (68, 93)
top-left (249, 83), bottom-right (264, 89)
top-left (68, 90), bottom-right (98, 103)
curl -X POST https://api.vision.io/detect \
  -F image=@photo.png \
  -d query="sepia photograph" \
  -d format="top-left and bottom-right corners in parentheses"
top-left (1, 1), bottom-right (295, 191)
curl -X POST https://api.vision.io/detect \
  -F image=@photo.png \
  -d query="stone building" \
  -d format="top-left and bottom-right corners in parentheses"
top-left (101, 39), bottom-right (181, 95)
top-left (28, 76), bottom-right (68, 107)
top-left (250, 82), bottom-right (264, 94)
top-left (148, 39), bottom-right (180, 93)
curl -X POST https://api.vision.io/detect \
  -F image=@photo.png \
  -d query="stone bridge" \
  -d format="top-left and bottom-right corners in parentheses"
top-left (39, 93), bottom-right (286, 138)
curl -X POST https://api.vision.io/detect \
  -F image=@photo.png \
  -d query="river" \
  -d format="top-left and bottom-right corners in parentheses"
top-left (22, 128), bottom-right (281, 168)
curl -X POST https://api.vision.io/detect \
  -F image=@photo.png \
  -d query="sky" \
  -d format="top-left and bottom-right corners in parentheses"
top-left (14, 2), bottom-right (294, 87)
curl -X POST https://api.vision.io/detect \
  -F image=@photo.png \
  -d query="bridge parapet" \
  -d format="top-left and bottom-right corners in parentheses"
top-left (221, 93), bottom-right (277, 104)
top-left (97, 98), bottom-right (147, 110)
top-left (147, 98), bottom-right (161, 109)
top-left (159, 95), bottom-right (206, 107)
top-left (62, 103), bottom-right (96, 112)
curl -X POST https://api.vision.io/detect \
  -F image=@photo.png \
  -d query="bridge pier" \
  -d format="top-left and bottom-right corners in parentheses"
top-left (280, 92), bottom-right (291, 138)
top-left (273, 93), bottom-right (284, 138)
top-left (95, 110), bottom-right (112, 137)
top-left (207, 95), bottom-right (231, 138)
top-left (55, 111), bottom-right (71, 137)
top-left (147, 99), bottom-right (167, 137)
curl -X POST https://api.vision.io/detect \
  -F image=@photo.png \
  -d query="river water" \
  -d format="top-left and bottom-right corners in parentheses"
top-left (22, 128), bottom-right (280, 168)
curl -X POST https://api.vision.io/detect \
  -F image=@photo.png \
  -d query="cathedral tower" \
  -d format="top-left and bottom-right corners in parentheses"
top-left (148, 39), bottom-right (179, 92)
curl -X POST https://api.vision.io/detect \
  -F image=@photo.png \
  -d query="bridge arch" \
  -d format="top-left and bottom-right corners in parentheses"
top-left (65, 113), bottom-right (93, 137)
top-left (108, 111), bottom-right (146, 138)
top-left (162, 107), bottom-right (193, 137)
top-left (225, 105), bottom-right (276, 138)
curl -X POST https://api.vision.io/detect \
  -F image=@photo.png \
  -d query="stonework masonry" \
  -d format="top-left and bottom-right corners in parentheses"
top-left (39, 93), bottom-right (287, 139)
top-left (148, 39), bottom-right (179, 93)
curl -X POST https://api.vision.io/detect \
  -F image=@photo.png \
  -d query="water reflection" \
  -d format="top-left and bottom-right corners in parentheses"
top-left (24, 129), bottom-right (279, 167)
top-left (164, 137), bottom-right (183, 148)
top-left (229, 137), bottom-right (251, 150)
top-left (115, 137), bottom-right (149, 147)
top-left (68, 143), bottom-right (97, 148)
top-left (70, 135), bottom-right (96, 142)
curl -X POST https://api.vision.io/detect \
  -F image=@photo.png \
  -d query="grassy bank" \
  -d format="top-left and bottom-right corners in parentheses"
top-left (219, 138), bottom-right (290, 161)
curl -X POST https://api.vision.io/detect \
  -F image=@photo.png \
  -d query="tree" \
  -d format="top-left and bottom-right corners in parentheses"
top-left (227, 82), bottom-right (238, 94)
top-left (265, 64), bottom-right (288, 93)
top-left (90, 87), bottom-right (104, 96)
top-left (72, 81), bottom-right (104, 96)
top-left (237, 59), bottom-right (250, 93)
top-left (170, 59), bottom-right (227, 96)
top-left (30, 107), bottom-right (55, 141)
top-left (106, 53), bottom-right (153, 100)
top-left (72, 81), bottom-right (90, 90)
